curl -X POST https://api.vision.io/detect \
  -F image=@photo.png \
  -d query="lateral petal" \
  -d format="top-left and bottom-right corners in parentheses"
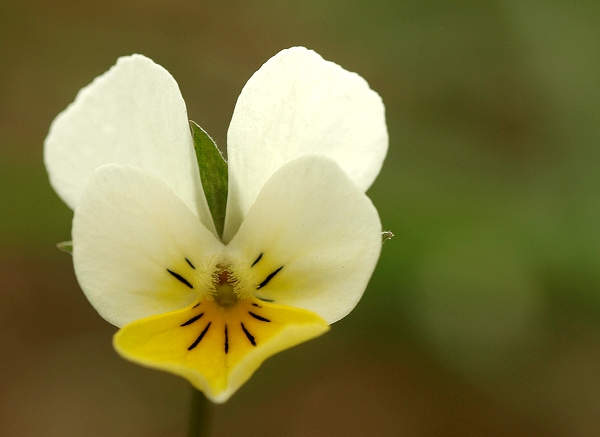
top-left (44, 54), bottom-right (215, 233)
top-left (227, 155), bottom-right (382, 324)
top-left (72, 164), bottom-right (223, 327)
top-left (224, 47), bottom-right (387, 242)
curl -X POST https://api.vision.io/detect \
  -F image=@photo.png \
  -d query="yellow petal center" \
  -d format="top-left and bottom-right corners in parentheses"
top-left (113, 261), bottom-right (329, 403)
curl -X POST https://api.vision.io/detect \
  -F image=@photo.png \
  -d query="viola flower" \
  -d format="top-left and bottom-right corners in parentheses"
top-left (44, 47), bottom-right (387, 403)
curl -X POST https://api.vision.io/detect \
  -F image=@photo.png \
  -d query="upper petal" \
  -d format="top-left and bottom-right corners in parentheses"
top-left (226, 155), bottom-right (382, 324)
top-left (44, 54), bottom-right (215, 233)
top-left (72, 164), bottom-right (224, 327)
top-left (224, 47), bottom-right (388, 242)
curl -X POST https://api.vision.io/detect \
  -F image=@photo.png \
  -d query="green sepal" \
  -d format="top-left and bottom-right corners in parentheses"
top-left (57, 240), bottom-right (73, 254)
top-left (190, 121), bottom-right (228, 239)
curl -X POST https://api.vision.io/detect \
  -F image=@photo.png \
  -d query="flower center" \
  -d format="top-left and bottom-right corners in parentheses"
top-left (156, 255), bottom-right (320, 364)
top-left (165, 254), bottom-right (285, 307)
top-left (213, 268), bottom-right (239, 308)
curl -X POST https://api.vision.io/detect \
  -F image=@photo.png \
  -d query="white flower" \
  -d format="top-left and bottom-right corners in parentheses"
top-left (44, 47), bottom-right (387, 403)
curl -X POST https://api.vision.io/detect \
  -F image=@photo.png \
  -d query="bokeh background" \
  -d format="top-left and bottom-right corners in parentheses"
top-left (2, 0), bottom-right (600, 435)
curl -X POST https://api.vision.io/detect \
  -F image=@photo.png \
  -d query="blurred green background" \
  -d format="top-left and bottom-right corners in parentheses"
top-left (2, 0), bottom-right (600, 435)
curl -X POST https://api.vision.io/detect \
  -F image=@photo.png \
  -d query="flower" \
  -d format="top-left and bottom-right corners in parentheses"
top-left (44, 47), bottom-right (387, 403)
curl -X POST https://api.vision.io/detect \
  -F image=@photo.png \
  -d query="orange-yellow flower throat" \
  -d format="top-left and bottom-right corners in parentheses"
top-left (113, 256), bottom-right (329, 403)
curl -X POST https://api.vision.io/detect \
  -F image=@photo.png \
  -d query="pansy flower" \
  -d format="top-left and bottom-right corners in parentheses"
top-left (44, 47), bottom-right (387, 403)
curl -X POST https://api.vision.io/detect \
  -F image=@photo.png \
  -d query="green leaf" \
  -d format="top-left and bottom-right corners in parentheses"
top-left (190, 121), bottom-right (228, 239)
top-left (56, 240), bottom-right (73, 254)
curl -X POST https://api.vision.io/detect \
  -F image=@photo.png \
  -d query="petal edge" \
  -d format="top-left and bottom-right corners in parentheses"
top-left (227, 155), bottom-right (382, 323)
top-left (224, 47), bottom-right (387, 241)
top-left (44, 54), bottom-right (215, 233)
top-left (72, 164), bottom-right (223, 327)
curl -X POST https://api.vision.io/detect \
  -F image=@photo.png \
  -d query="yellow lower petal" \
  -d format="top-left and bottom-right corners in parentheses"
top-left (113, 297), bottom-right (329, 403)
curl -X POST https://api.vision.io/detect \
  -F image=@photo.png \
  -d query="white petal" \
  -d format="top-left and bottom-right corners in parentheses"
top-left (226, 155), bottom-right (382, 324)
top-left (224, 47), bottom-right (387, 242)
top-left (72, 164), bottom-right (224, 327)
top-left (44, 54), bottom-right (215, 234)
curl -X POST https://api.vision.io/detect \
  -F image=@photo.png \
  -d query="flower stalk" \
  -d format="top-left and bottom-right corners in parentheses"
top-left (188, 387), bottom-right (213, 437)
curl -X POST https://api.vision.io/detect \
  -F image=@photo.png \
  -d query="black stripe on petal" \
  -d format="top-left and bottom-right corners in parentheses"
top-left (256, 297), bottom-right (274, 303)
top-left (241, 323), bottom-right (256, 346)
top-left (188, 322), bottom-right (211, 351)
top-left (257, 266), bottom-right (283, 289)
top-left (167, 269), bottom-right (194, 289)
top-left (248, 312), bottom-right (271, 322)
top-left (181, 313), bottom-right (204, 327)
top-left (251, 253), bottom-right (263, 267)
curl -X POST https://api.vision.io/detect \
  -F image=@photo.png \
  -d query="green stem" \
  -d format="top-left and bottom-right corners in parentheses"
top-left (188, 387), bottom-right (213, 437)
